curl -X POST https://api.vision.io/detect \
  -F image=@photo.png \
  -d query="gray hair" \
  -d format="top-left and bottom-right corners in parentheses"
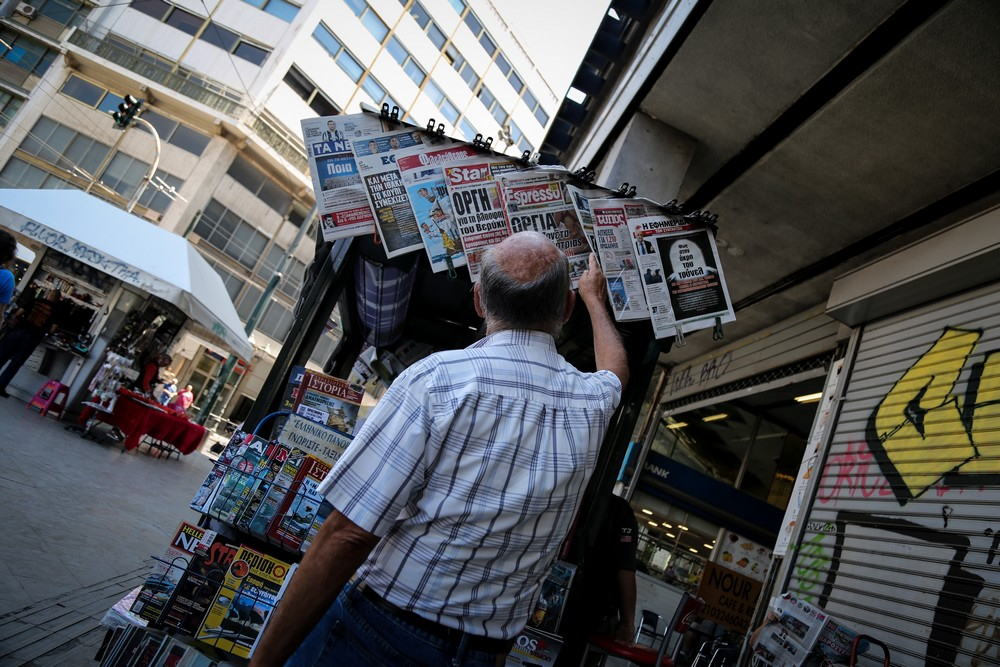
top-left (479, 247), bottom-right (570, 335)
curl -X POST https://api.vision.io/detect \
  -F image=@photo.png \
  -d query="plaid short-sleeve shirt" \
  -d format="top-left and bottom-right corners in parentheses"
top-left (318, 329), bottom-right (622, 639)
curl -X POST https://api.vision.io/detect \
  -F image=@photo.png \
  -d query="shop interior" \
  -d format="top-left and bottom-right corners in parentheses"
top-left (627, 374), bottom-right (826, 591)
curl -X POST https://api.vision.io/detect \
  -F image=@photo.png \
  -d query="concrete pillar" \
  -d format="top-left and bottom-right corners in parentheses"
top-left (595, 111), bottom-right (696, 205)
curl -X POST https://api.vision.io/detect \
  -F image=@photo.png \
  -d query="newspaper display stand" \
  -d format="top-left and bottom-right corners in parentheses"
top-left (97, 105), bottom-right (732, 665)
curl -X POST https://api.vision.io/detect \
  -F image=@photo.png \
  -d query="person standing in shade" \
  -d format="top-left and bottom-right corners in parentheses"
top-left (168, 384), bottom-right (194, 415)
top-left (0, 288), bottom-right (62, 398)
top-left (0, 230), bottom-right (16, 329)
top-left (250, 232), bottom-right (628, 667)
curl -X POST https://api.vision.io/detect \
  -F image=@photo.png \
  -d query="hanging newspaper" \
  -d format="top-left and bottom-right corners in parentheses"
top-left (588, 198), bottom-right (651, 321)
top-left (301, 113), bottom-right (388, 241)
top-left (395, 141), bottom-right (482, 273)
top-left (750, 593), bottom-right (870, 667)
top-left (566, 184), bottom-right (608, 251)
top-left (352, 126), bottom-right (448, 257)
top-left (627, 205), bottom-right (735, 339)
top-left (501, 169), bottom-right (592, 288)
top-left (444, 157), bottom-right (523, 281)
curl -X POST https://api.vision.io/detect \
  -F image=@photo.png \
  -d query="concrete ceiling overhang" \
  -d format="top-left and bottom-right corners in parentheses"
top-left (596, 0), bottom-right (1000, 366)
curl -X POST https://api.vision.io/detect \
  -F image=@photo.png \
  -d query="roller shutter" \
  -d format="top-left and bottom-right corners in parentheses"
top-left (786, 280), bottom-right (1000, 666)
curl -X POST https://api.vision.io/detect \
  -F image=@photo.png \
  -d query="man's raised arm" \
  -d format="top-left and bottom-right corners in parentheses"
top-left (578, 253), bottom-right (629, 389)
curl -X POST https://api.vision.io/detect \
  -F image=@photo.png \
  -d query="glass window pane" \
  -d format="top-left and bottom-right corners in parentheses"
top-left (424, 80), bottom-right (444, 105)
top-left (313, 24), bottom-right (342, 56)
top-left (130, 0), bottom-right (171, 20)
top-left (39, 0), bottom-right (80, 25)
top-left (478, 33), bottom-right (495, 55)
top-left (60, 75), bottom-right (103, 107)
top-left (440, 99), bottom-right (459, 124)
top-left (170, 123), bottom-right (210, 156)
top-left (361, 76), bottom-right (386, 103)
top-left (237, 284), bottom-right (262, 321)
top-left (459, 65), bottom-right (478, 88)
top-left (385, 36), bottom-right (407, 65)
top-left (459, 118), bottom-right (476, 140)
top-left (337, 52), bottom-right (364, 82)
top-left (362, 12), bottom-right (389, 42)
top-left (463, 12), bottom-right (481, 35)
top-left (494, 52), bottom-right (510, 75)
top-left (234, 41), bottom-right (269, 65)
top-left (409, 1), bottom-right (430, 28)
top-left (140, 109), bottom-right (178, 139)
top-left (343, 0), bottom-right (365, 17)
top-left (533, 106), bottom-right (549, 126)
top-left (200, 23), bottom-right (240, 50)
top-left (477, 86), bottom-right (495, 109)
top-left (427, 24), bottom-right (446, 49)
top-left (447, 0), bottom-right (465, 13)
top-left (490, 102), bottom-right (506, 125)
top-left (403, 59), bottom-right (425, 86)
top-left (523, 89), bottom-right (537, 111)
top-left (507, 71), bottom-right (523, 93)
top-left (310, 94), bottom-right (339, 117)
top-left (165, 7), bottom-right (204, 36)
top-left (264, 0), bottom-right (299, 21)
top-left (97, 92), bottom-right (124, 114)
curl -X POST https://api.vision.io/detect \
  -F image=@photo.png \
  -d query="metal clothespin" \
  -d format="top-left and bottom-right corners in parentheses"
top-left (445, 254), bottom-right (457, 279)
top-left (713, 317), bottom-right (724, 341)
top-left (483, 136), bottom-right (493, 150)
top-left (473, 133), bottom-right (485, 148)
top-left (674, 324), bottom-right (686, 347)
top-left (435, 123), bottom-right (446, 136)
top-left (426, 118), bottom-right (437, 132)
top-left (521, 150), bottom-right (531, 162)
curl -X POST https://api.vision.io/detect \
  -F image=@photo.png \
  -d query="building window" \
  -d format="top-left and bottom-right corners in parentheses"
top-left (258, 299), bottom-right (293, 340)
top-left (408, 1), bottom-right (446, 49)
top-left (283, 66), bottom-right (340, 117)
top-left (361, 75), bottom-right (397, 110)
top-left (506, 69), bottom-right (523, 94)
top-left (227, 155), bottom-right (293, 215)
top-left (19, 116), bottom-right (111, 176)
top-left (0, 157), bottom-right (72, 189)
top-left (233, 40), bottom-right (270, 65)
top-left (200, 23), bottom-right (240, 50)
top-left (142, 110), bottom-right (211, 156)
top-left (129, 0), bottom-right (270, 65)
top-left (59, 75), bottom-right (103, 107)
top-left (205, 258), bottom-right (244, 301)
top-left (458, 118), bottom-right (476, 141)
top-left (241, 0), bottom-right (299, 22)
top-left (0, 29), bottom-right (57, 77)
top-left (385, 36), bottom-right (407, 64)
top-left (439, 98), bottom-right (459, 124)
top-left (34, 0), bottom-right (87, 26)
top-left (446, 0), bottom-right (465, 13)
top-left (445, 45), bottom-right (478, 90)
top-left (401, 57), bottom-right (426, 86)
top-left (99, 152), bottom-right (183, 215)
top-left (0, 92), bottom-right (23, 128)
top-left (130, 0), bottom-right (171, 20)
top-left (260, 245), bottom-right (306, 298)
top-left (521, 89), bottom-right (549, 126)
top-left (424, 80), bottom-right (445, 106)
top-left (508, 120), bottom-right (530, 154)
top-left (195, 199), bottom-right (269, 270)
top-left (494, 52), bottom-right (511, 76)
top-left (344, 0), bottom-right (390, 43)
top-left (313, 23), bottom-right (365, 82)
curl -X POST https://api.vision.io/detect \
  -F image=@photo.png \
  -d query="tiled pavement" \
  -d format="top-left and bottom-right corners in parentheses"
top-left (0, 393), bottom-right (223, 665)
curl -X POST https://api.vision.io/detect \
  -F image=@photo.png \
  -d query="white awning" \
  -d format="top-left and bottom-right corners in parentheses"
top-left (0, 189), bottom-right (254, 361)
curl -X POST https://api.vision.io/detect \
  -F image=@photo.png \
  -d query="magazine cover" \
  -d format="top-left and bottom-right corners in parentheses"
top-left (525, 560), bottom-right (577, 635)
top-left (190, 429), bottom-right (251, 513)
top-left (292, 371), bottom-right (364, 434)
top-left (161, 534), bottom-right (240, 636)
top-left (131, 522), bottom-right (205, 624)
top-left (246, 448), bottom-right (307, 541)
top-left (196, 546), bottom-right (293, 659)
top-left (272, 364), bottom-right (306, 435)
top-left (206, 435), bottom-right (271, 524)
top-left (267, 455), bottom-right (332, 552)
top-left (301, 112), bottom-right (387, 241)
top-left (234, 444), bottom-right (291, 532)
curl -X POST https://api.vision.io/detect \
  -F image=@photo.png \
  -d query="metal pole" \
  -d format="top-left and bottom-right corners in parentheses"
top-left (126, 116), bottom-right (161, 213)
top-left (195, 271), bottom-right (282, 426)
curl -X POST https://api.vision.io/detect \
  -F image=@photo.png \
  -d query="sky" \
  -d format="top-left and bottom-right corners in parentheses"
top-left (493, 0), bottom-right (611, 97)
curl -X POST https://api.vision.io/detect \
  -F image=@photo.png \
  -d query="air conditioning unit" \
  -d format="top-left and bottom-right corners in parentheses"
top-left (15, 2), bottom-right (38, 19)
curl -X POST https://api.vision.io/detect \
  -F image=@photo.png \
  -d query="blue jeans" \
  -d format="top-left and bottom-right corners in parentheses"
top-left (286, 581), bottom-right (508, 667)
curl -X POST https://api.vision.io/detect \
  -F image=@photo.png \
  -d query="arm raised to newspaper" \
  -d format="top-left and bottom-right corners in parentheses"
top-left (579, 253), bottom-right (629, 390)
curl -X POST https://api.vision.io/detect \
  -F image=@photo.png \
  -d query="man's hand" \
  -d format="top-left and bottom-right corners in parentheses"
top-left (578, 253), bottom-right (607, 308)
top-left (614, 620), bottom-right (635, 643)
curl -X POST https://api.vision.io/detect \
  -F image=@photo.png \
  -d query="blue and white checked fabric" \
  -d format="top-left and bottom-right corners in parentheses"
top-left (318, 329), bottom-right (622, 639)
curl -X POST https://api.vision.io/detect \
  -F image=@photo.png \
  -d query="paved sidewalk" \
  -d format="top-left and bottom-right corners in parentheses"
top-left (0, 394), bottom-right (223, 665)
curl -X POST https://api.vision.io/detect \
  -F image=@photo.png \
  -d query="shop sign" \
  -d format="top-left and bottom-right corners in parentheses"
top-left (696, 560), bottom-right (763, 633)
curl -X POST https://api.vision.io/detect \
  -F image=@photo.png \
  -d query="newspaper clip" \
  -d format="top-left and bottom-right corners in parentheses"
top-left (380, 103), bottom-right (401, 126)
top-left (436, 123), bottom-right (446, 136)
top-left (713, 316), bottom-right (724, 341)
top-left (617, 182), bottom-right (637, 198)
top-left (572, 166), bottom-right (597, 183)
top-left (472, 133), bottom-right (486, 148)
top-left (674, 323), bottom-right (686, 347)
top-left (662, 198), bottom-right (684, 215)
top-left (426, 118), bottom-right (437, 133)
top-left (444, 254), bottom-right (457, 279)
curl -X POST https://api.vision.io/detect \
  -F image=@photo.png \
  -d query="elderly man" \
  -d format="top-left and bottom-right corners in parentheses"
top-left (251, 231), bottom-right (628, 667)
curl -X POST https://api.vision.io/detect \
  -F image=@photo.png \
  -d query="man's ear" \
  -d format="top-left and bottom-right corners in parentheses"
top-left (563, 289), bottom-right (576, 323)
top-left (473, 282), bottom-right (485, 318)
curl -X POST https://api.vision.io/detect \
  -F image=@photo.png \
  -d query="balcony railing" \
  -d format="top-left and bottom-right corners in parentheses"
top-left (67, 29), bottom-right (246, 117)
top-left (250, 110), bottom-right (309, 176)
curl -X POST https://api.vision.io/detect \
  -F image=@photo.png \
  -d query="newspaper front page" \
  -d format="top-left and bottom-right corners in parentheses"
top-left (501, 169), bottom-right (591, 288)
top-left (302, 113), bottom-right (387, 241)
top-left (588, 198), bottom-right (649, 321)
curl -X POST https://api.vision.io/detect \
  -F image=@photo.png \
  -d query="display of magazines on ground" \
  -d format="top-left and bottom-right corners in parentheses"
top-left (625, 200), bottom-right (736, 339)
top-left (444, 157), bottom-right (523, 281)
top-left (501, 168), bottom-right (592, 288)
top-left (301, 113), bottom-right (390, 241)
top-left (750, 593), bottom-right (872, 667)
top-left (587, 197), bottom-right (655, 321)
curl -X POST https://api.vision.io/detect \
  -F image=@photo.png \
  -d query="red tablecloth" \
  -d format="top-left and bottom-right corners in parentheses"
top-left (78, 389), bottom-right (207, 455)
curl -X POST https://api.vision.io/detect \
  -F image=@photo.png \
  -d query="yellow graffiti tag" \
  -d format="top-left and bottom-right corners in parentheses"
top-left (872, 329), bottom-right (979, 500)
top-left (965, 350), bottom-right (1000, 474)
